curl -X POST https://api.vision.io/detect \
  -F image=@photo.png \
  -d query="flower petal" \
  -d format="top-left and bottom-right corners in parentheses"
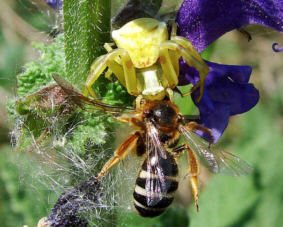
top-left (196, 102), bottom-right (230, 143)
top-left (176, 0), bottom-right (283, 52)
top-left (46, 0), bottom-right (62, 9)
top-left (179, 60), bottom-right (259, 142)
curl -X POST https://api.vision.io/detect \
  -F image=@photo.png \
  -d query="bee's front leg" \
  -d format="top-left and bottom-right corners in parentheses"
top-left (96, 132), bottom-right (142, 180)
top-left (172, 143), bottom-right (200, 211)
top-left (185, 144), bottom-right (200, 212)
top-left (186, 145), bottom-right (199, 211)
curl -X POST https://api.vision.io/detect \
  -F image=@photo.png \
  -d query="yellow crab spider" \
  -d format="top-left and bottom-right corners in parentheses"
top-left (83, 18), bottom-right (209, 107)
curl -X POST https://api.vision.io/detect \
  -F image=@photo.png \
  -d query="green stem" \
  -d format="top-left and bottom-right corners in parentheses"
top-left (64, 0), bottom-right (111, 90)
top-left (63, 1), bottom-right (116, 226)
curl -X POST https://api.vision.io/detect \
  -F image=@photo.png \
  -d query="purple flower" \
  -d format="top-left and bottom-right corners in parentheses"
top-left (177, 0), bottom-right (283, 142)
top-left (179, 60), bottom-right (259, 142)
top-left (46, 0), bottom-right (62, 9)
top-left (177, 0), bottom-right (283, 52)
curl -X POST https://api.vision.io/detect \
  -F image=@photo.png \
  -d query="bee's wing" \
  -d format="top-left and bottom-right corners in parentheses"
top-left (52, 74), bottom-right (134, 114)
top-left (144, 121), bottom-right (168, 206)
top-left (146, 121), bottom-right (167, 159)
top-left (180, 125), bottom-right (253, 176)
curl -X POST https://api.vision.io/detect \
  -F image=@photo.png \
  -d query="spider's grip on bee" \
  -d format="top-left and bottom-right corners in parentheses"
top-left (50, 2), bottom-right (255, 209)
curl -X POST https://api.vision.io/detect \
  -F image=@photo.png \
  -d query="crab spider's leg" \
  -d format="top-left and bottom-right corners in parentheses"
top-left (103, 42), bottom-right (115, 52)
top-left (83, 49), bottom-right (126, 98)
top-left (104, 42), bottom-right (122, 64)
top-left (103, 43), bottom-right (117, 81)
top-left (170, 24), bottom-right (201, 74)
top-left (159, 43), bottom-right (179, 88)
top-left (171, 36), bottom-right (209, 102)
top-left (105, 68), bottom-right (113, 81)
top-left (169, 51), bottom-right (180, 75)
top-left (96, 132), bottom-right (141, 180)
top-left (83, 55), bottom-right (107, 97)
top-left (168, 25), bottom-right (180, 74)
top-left (166, 88), bottom-right (174, 103)
top-left (107, 61), bottom-right (126, 87)
top-left (171, 36), bottom-right (204, 63)
top-left (162, 41), bottom-right (209, 102)
top-left (120, 51), bottom-right (139, 96)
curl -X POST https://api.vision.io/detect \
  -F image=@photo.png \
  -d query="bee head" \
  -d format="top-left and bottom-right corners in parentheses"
top-left (144, 101), bottom-right (179, 130)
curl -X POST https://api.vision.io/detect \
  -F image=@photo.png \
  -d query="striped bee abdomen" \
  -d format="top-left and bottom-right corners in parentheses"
top-left (133, 151), bottom-right (179, 217)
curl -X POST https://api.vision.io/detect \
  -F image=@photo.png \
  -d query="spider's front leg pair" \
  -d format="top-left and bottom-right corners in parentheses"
top-left (83, 47), bottom-right (139, 99)
top-left (159, 25), bottom-right (209, 102)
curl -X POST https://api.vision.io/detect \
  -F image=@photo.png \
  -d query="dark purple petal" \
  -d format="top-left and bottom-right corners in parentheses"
top-left (176, 0), bottom-right (283, 52)
top-left (179, 60), bottom-right (259, 142)
top-left (196, 102), bottom-right (230, 143)
top-left (46, 0), bottom-right (62, 9)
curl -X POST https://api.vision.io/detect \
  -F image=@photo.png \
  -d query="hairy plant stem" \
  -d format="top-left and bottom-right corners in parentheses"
top-left (64, 0), bottom-right (111, 90)
top-left (63, 1), bottom-right (116, 226)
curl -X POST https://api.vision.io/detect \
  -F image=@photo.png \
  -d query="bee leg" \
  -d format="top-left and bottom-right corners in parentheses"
top-left (96, 132), bottom-right (141, 180)
top-left (172, 144), bottom-right (186, 155)
top-left (185, 144), bottom-right (200, 212)
top-left (185, 121), bottom-right (214, 144)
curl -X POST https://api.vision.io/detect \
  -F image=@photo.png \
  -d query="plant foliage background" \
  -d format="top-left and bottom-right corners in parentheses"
top-left (0, 0), bottom-right (282, 227)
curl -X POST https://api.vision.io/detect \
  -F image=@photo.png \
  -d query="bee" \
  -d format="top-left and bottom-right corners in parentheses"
top-left (54, 74), bottom-right (252, 218)
top-left (83, 17), bottom-right (209, 107)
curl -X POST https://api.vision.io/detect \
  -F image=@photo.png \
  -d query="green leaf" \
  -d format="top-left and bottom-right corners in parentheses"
top-left (16, 35), bottom-right (65, 97)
